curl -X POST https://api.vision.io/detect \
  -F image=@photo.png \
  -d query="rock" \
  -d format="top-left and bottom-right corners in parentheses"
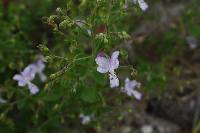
top-left (141, 125), bottom-right (153, 133)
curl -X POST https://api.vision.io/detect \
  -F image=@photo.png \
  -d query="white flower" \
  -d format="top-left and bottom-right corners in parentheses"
top-left (95, 51), bottom-right (120, 88)
top-left (121, 78), bottom-right (142, 100)
top-left (13, 64), bottom-right (39, 94)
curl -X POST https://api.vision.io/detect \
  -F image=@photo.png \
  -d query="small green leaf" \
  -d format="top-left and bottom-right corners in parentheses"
top-left (81, 88), bottom-right (98, 103)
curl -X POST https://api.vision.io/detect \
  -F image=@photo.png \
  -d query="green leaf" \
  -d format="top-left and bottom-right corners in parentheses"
top-left (81, 87), bottom-right (98, 103)
top-left (40, 92), bottom-right (62, 102)
top-left (91, 71), bottom-right (106, 86)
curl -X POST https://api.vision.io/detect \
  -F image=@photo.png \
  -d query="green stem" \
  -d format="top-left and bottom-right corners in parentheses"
top-left (73, 56), bottom-right (92, 62)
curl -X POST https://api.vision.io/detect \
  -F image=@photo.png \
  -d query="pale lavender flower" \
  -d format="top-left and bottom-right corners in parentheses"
top-left (13, 64), bottom-right (36, 87)
top-left (121, 78), bottom-right (142, 100)
top-left (79, 113), bottom-right (92, 125)
top-left (186, 36), bottom-right (198, 50)
top-left (13, 64), bottom-right (39, 94)
top-left (95, 51), bottom-right (120, 88)
top-left (133, 0), bottom-right (148, 11)
top-left (34, 59), bottom-right (47, 82)
top-left (13, 56), bottom-right (47, 94)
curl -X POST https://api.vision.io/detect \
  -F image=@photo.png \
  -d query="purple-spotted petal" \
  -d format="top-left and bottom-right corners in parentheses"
top-left (95, 56), bottom-right (110, 73)
top-left (110, 51), bottom-right (119, 71)
top-left (109, 73), bottom-right (119, 88)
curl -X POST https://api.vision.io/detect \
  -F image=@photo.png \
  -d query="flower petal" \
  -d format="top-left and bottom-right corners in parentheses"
top-left (13, 74), bottom-right (27, 86)
top-left (22, 64), bottom-right (36, 81)
top-left (35, 59), bottom-right (45, 72)
top-left (109, 73), bottom-right (119, 88)
top-left (132, 90), bottom-right (142, 100)
top-left (95, 56), bottom-right (110, 73)
top-left (110, 51), bottom-right (119, 71)
top-left (79, 114), bottom-right (91, 125)
top-left (39, 72), bottom-right (47, 82)
top-left (122, 77), bottom-right (142, 100)
top-left (13, 74), bottom-right (23, 81)
top-left (27, 82), bottom-right (39, 94)
top-left (138, 0), bottom-right (148, 11)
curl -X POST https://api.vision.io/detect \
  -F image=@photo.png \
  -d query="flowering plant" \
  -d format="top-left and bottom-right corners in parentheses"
top-left (0, 0), bottom-right (151, 132)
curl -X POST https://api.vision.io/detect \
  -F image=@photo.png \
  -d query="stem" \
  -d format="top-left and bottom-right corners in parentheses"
top-left (73, 56), bottom-right (92, 62)
top-left (118, 65), bottom-right (133, 69)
